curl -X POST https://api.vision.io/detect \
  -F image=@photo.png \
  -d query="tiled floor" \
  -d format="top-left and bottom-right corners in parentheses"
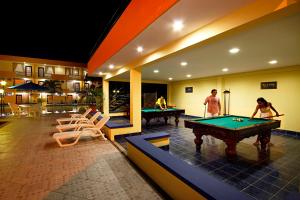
top-left (116, 116), bottom-right (300, 200)
top-left (0, 115), bottom-right (163, 200)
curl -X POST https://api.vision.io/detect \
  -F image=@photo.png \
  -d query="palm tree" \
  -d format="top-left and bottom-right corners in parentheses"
top-left (88, 85), bottom-right (103, 111)
top-left (43, 80), bottom-right (62, 93)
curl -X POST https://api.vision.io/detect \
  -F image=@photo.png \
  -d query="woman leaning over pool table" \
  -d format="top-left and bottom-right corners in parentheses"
top-left (250, 97), bottom-right (280, 146)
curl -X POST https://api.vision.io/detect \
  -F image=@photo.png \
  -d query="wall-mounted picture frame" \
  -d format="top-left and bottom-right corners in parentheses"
top-left (38, 67), bottom-right (45, 77)
top-left (25, 66), bottom-right (32, 77)
top-left (185, 87), bottom-right (193, 93)
top-left (261, 81), bottom-right (277, 89)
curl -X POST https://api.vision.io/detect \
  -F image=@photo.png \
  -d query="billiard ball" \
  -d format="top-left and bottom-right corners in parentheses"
top-left (236, 118), bottom-right (243, 122)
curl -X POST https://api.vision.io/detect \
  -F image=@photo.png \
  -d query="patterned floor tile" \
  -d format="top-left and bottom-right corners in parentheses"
top-left (116, 116), bottom-right (300, 200)
top-left (0, 115), bottom-right (163, 200)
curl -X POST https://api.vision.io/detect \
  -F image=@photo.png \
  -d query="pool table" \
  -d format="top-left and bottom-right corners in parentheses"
top-left (184, 115), bottom-right (281, 158)
top-left (142, 108), bottom-right (185, 127)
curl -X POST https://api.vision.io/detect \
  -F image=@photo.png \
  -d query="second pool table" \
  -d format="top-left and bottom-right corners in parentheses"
top-left (142, 108), bottom-right (185, 127)
top-left (184, 115), bottom-right (281, 158)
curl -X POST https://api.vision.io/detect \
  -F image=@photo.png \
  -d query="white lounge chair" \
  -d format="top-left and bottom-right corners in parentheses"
top-left (56, 112), bottom-right (101, 132)
top-left (8, 102), bottom-right (25, 117)
top-left (56, 108), bottom-right (92, 125)
top-left (53, 115), bottom-right (110, 147)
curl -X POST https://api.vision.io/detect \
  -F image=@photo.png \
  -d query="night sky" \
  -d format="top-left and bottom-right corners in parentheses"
top-left (0, 0), bottom-right (130, 63)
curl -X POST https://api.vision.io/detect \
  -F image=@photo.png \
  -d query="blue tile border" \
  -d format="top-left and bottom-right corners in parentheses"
top-left (92, 114), bottom-right (132, 129)
top-left (105, 121), bottom-right (132, 129)
top-left (126, 133), bottom-right (252, 200)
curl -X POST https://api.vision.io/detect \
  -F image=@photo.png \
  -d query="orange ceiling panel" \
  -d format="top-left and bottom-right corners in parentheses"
top-left (87, 0), bottom-right (178, 74)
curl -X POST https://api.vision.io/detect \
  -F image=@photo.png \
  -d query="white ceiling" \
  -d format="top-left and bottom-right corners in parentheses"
top-left (114, 10), bottom-right (300, 81)
top-left (93, 0), bottom-right (256, 75)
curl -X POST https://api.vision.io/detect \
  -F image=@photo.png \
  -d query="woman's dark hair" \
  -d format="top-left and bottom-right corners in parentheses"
top-left (257, 97), bottom-right (268, 107)
top-left (211, 89), bottom-right (217, 93)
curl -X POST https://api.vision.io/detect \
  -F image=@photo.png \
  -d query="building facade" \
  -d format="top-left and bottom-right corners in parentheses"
top-left (0, 58), bottom-right (87, 105)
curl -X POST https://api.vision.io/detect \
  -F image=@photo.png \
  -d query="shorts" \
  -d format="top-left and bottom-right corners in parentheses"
top-left (206, 113), bottom-right (218, 117)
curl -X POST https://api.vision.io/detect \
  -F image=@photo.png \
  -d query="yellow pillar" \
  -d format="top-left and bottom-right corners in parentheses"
top-left (102, 79), bottom-right (109, 115)
top-left (130, 68), bottom-right (141, 132)
top-left (167, 83), bottom-right (172, 106)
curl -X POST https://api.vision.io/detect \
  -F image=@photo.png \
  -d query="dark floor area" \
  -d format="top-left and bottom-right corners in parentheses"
top-left (115, 116), bottom-right (300, 200)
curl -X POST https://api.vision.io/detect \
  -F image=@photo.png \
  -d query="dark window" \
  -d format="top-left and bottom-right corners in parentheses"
top-left (25, 66), bottom-right (32, 77)
top-left (38, 67), bottom-right (44, 77)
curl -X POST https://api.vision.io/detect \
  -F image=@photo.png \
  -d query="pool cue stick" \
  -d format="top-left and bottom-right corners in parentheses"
top-left (228, 89), bottom-right (230, 115)
top-left (204, 104), bottom-right (206, 118)
top-left (263, 114), bottom-right (284, 119)
top-left (223, 93), bottom-right (226, 115)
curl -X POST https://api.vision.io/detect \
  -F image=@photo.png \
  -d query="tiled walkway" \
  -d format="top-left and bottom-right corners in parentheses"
top-left (116, 117), bottom-right (300, 200)
top-left (0, 116), bottom-right (163, 200)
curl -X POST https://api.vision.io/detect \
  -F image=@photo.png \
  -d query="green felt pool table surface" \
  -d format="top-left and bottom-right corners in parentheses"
top-left (141, 108), bottom-right (185, 127)
top-left (193, 115), bottom-right (272, 130)
top-left (184, 115), bottom-right (281, 157)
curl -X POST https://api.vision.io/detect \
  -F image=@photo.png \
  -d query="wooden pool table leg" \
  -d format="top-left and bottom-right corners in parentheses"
top-left (224, 140), bottom-right (237, 158)
top-left (144, 117), bottom-right (151, 127)
top-left (259, 130), bottom-right (271, 151)
top-left (174, 115), bottom-right (179, 127)
top-left (164, 116), bottom-right (168, 125)
top-left (193, 130), bottom-right (203, 151)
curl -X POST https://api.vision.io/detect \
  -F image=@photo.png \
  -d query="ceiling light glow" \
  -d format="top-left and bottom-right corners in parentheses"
top-left (137, 46), bottom-right (143, 52)
top-left (186, 74), bottom-right (191, 78)
top-left (168, 77), bottom-right (173, 80)
top-left (109, 64), bottom-right (114, 69)
top-left (222, 68), bottom-right (229, 72)
top-left (153, 70), bottom-right (159, 73)
top-left (268, 60), bottom-right (278, 64)
top-left (229, 48), bottom-right (240, 54)
top-left (173, 20), bottom-right (184, 32)
top-left (181, 62), bottom-right (188, 66)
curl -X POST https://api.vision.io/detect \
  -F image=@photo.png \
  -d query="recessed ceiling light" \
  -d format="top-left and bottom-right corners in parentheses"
top-left (222, 68), bottom-right (229, 72)
top-left (168, 77), bottom-right (173, 80)
top-left (268, 60), bottom-right (278, 64)
top-left (109, 64), bottom-right (114, 69)
top-left (186, 74), bottom-right (191, 78)
top-left (153, 70), bottom-right (159, 73)
top-left (181, 62), bottom-right (188, 66)
top-left (229, 48), bottom-right (240, 54)
top-left (173, 20), bottom-right (184, 32)
top-left (99, 72), bottom-right (103, 75)
top-left (137, 46), bottom-right (143, 53)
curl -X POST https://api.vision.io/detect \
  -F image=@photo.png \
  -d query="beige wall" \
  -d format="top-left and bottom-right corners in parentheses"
top-left (0, 61), bottom-right (12, 71)
top-left (169, 66), bottom-right (300, 132)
